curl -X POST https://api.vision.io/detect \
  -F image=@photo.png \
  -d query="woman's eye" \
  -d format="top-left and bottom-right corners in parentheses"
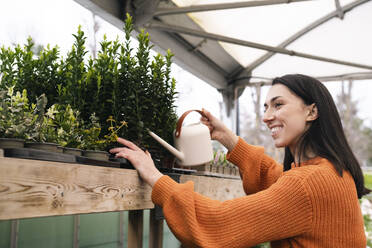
top-left (274, 103), bottom-right (283, 108)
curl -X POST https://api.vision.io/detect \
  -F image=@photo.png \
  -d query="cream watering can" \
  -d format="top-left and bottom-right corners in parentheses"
top-left (148, 110), bottom-right (213, 166)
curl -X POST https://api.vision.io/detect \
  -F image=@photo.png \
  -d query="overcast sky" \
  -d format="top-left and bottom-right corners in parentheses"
top-left (1, 0), bottom-right (371, 128)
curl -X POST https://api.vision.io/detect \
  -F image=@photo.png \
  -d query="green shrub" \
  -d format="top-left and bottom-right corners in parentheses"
top-left (364, 174), bottom-right (372, 189)
top-left (54, 104), bottom-right (83, 148)
top-left (29, 95), bottom-right (59, 143)
top-left (0, 86), bottom-right (36, 139)
top-left (0, 14), bottom-right (178, 161)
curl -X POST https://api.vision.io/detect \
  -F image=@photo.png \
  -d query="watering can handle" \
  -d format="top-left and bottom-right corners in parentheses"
top-left (175, 110), bottom-right (208, 138)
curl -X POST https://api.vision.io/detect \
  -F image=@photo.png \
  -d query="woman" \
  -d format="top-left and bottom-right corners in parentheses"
top-left (110, 74), bottom-right (369, 247)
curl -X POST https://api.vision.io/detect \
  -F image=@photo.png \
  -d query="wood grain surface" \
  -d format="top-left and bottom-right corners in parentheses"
top-left (180, 174), bottom-right (245, 201)
top-left (0, 157), bottom-right (153, 220)
top-left (0, 157), bottom-right (244, 220)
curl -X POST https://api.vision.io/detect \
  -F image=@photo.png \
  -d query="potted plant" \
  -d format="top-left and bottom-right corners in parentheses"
top-left (104, 116), bottom-right (128, 145)
top-left (0, 14), bottom-right (178, 166)
top-left (63, 15), bottom-right (178, 166)
top-left (0, 87), bottom-right (35, 148)
top-left (25, 95), bottom-right (60, 152)
top-left (111, 14), bottom-right (178, 167)
top-left (79, 113), bottom-right (110, 161)
top-left (209, 150), bottom-right (221, 174)
top-left (223, 160), bottom-right (232, 176)
top-left (54, 104), bottom-right (84, 156)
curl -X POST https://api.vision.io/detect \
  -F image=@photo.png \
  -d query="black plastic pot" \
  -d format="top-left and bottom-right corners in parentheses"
top-left (0, 138), bottom-right (25, 149)
top-left (25, 142), bottom-right (60, 153)
top-left (82, 150), bottom-right (109, 161)
top-left (63, 147), bottom-right (83, 156)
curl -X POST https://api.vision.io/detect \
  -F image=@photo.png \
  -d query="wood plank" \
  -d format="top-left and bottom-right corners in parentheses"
top-left (180, 174), bottom-right (245, 201)
top-left (149, 208), bottom-right (163, 248)
top-left (128, 210), bottom-right (143, 248)
top-left (0, 158), bottom-right (153, 220)
top-left (0, 157), bottom-right (244, 220)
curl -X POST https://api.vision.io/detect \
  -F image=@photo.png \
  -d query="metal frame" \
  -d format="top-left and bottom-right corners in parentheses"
top-left (239, 71), bottom-right (372, 87)
top-left (146, 20), bottom-right (372, 71)
top-left (154, 0), bottom-right (312, 16)
top-left (334, 0), bottom-right (345, 19)
top-left (317, 71), bottom-right (372, 82)
top-left (231, 0), bottom-right (371, 79)
top-left (73, 0), bottom-right (372, 85)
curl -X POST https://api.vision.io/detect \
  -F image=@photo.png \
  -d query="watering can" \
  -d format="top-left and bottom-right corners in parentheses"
top-left (148, 110), bottom-right (214, 166)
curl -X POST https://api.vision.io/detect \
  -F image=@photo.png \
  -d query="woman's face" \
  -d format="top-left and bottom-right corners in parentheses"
top-left (263, 84), bottom-right (315, 151)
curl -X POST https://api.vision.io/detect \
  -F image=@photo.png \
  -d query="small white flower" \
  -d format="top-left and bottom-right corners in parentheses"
top-left (46, 104), bottom-right (58, 119)
top-left (7, 86), bottom-right (15, 97)
top-left (57, 128), bottom-right (64, 136)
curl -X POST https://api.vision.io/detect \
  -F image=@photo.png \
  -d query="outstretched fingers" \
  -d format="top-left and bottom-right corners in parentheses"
top-left (145, 150), bottom-right (152, 158)
top-left (201, 108), bottom-right (214, 121)
top-left (112, 147), bottom-right (131, 158)
top-left (109, 139), bottom-right (140, 155)
top-left (116, 137), bottom-right (141, 151)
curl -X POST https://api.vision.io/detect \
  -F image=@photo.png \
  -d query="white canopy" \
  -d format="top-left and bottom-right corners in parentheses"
top-left (159, 0), bottom-right (372, 81)
top-left (75, 0), bottom-right (372, 90)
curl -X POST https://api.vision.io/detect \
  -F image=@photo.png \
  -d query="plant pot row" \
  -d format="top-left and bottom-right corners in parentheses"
top-left (0, 137), bottom-right (110, 161)
top-left (193, 162), bottom-right (240, 177)
top-left (1, 138), bottom-right (241, 175)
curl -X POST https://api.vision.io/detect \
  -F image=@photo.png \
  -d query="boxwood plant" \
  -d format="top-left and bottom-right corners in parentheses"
top-left (0, 86), bottom-right (35, 140)
top-left (0, 14), bottom-right (178, 163)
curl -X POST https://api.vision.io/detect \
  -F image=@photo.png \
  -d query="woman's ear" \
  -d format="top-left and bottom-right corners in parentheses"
top-left (306, 103), bottom-right (318, 121)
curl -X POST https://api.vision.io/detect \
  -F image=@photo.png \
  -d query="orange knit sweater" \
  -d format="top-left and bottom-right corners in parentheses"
top-left (151, 137), bottom-right (366, 247)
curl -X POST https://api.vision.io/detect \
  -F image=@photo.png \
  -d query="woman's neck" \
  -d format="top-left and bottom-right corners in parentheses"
top-left (290, 146), bottom-right (317, 164)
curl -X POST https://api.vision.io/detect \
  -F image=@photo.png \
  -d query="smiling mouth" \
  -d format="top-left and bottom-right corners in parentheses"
top-left (270, 126), bottom-right (283, 137)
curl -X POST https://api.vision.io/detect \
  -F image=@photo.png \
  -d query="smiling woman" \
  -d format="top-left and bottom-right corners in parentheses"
top-left (111, 74), bottom-right (369, 248)
top-left (269, 74), bottom-right (369, 192)
top-left (263, 84), bottom-right (318, 152)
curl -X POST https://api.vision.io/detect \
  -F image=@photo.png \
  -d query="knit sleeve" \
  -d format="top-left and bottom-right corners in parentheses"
top-left (152, 175), bottom-right (313, 248)
top-left (226, 137), bottom-right (283, 194)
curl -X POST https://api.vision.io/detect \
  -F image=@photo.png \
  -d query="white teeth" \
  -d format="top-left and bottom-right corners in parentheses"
top-left (270, 126), bottom-right (282, 135)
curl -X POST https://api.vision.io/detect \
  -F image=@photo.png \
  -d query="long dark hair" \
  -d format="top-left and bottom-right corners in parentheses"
top-left (272, 74), bottom-right (370, 199)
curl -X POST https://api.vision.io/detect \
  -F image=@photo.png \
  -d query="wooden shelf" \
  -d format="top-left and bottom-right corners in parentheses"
top-left (0, 151), bottom-right (244, 220)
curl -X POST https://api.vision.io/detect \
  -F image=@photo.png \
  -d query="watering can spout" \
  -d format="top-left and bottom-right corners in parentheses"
top-left (148, 130), bottom-right (185, 161)
top-left (148, 110), bottom-right (213, 166)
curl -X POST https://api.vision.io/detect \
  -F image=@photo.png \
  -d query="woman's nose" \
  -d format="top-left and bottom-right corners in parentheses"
top-left (262, 110), bottom-right (274, 123)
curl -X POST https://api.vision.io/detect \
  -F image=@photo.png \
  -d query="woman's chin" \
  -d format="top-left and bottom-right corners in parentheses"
top-left (273, 140), bottom-right (285, 148)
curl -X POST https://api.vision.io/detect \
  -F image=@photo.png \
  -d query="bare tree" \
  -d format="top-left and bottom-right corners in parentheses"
top-left (336, 80), bottom-right (372, 167)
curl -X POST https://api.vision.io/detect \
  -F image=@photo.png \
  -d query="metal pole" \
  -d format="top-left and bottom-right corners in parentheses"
top-left (316, 72), bottom-right (372, 82)
top-left (73, 215), bottom-right (80, 248)
top-left (227, 71), bottom-right (372, 88)
top-left (154, 0), bottom-right (312, 16)
top-left (236, 90), bottom-right (240, 136)
top-left (146, 21), bottom-right (372, 70)
top-left (119, 212), bottom-right (124, 248)
top-left (334, 0), bottom-right (344, 19)
top-left (10, 220), bottom-right (19, 248)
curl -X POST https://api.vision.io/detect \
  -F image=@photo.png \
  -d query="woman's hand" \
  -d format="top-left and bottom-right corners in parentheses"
top-left (201, 108), bottom-right (239, 152)
top-left (109, 137), bottom-right (163, 187)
